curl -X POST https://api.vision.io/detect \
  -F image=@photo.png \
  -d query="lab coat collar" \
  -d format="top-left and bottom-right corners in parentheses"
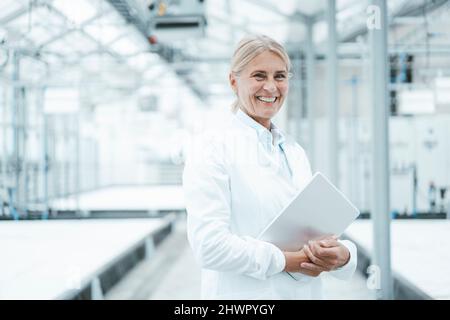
top-left (233, 109), bottom-right (304, 190)
top-left (235, 108), bottom-right (286, 150)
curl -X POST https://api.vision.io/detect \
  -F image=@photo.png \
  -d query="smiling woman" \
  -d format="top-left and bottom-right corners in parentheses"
top-left (228, 35), bottom-right (291, 129)
top-left (230, 50), bottom-right (289, 129)
top-left (183, 34), bottom-right (357, 300)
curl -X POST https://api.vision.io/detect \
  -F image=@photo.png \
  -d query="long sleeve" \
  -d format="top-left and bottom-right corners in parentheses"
top-left (183, 136), bottom-right (285, 280)
top-left (329, 239), bottom-right (358, 280)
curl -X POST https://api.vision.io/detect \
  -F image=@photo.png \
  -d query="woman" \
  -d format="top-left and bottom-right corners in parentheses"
top-left (183, 34), bottom-right (357, 299)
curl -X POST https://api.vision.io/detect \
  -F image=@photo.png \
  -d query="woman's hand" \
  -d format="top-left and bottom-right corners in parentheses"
top-left (300, 236), bottom-right (350, 273)
top-left (283, 249), bottom-right (323, 277)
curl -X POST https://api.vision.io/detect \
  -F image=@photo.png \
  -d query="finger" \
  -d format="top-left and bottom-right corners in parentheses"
top-left (300, 262), bottom-right (327, 273)
top-left (298, 267), bottom-right (322, 277)
top-left (303, 244), bottom-right (329, 268)
top-left (304, 245), bottom-right (335, 270)
top-left (297, 268), bottom-right (318, 277)
top-left (308, 240), bottom-right (322, 257)
top-left (319, 238), bottom-right (340, 248)
top-left (315, 247), bottom-right (339, 259)
top-left (309, 242), bottom-right (339, 259)
top-left (309, 240), bottom-right (336, 258)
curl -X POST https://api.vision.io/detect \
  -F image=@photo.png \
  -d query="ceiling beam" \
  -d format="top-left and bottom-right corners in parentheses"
top-left (0, 5), bottom-right (29, 25)
top-left (106, 0), bottom-right (150, 35)
top-left (242, 0), bottom-right (311, 24)
top-left (37, 10), bottom-right (113, 49)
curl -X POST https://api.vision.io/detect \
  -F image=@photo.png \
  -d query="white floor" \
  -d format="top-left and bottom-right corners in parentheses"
top-left (50, 185), bottom-right (185, 212)
top-left (346, 219), bottom-right (450, 299)
top-left (0, 218), bottom-right (171, 299)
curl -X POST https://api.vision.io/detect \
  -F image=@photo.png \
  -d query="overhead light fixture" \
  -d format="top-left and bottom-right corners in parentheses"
top-left (148, 0), bottom-right (207, 42)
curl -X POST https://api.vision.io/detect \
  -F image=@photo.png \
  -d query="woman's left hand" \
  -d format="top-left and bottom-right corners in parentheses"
top-left (299, 236), bottom-right (350, 273)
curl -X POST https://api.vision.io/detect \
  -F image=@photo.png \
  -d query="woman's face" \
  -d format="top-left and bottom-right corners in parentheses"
top-left (230, 51), bottom-right (289, 126)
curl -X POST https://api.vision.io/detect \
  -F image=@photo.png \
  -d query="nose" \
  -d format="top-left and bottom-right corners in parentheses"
top-left (263, 78), bottom-right (277, 92)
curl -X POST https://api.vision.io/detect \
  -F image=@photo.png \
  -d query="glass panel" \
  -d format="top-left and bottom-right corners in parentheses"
top-left (84, 23), bottom-right (126, 45)
top-left (46, 30), bottom-right (98, 56)
top-left (52, 0), bottom-right (97, 25)
top-left (0, 0), bottom-right (27, 22)
top-left (127, 52), bottom-right (161, 70)
top-left (110, 33), bottom-right (143, 56)
top-left (26, 25), bottom-right (56, 46)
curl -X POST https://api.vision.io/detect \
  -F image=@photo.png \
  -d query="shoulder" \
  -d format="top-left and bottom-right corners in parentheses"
top-left (195, 112), bottom-right (254, 147)
top-left (184, 113), bottom-right (237, 165)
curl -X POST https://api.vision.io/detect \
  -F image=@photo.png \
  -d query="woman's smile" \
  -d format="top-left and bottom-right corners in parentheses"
top-left (255, 96), bottom-right (278, 103)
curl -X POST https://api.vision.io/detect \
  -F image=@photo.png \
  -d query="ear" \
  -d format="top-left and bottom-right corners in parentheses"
top-left (229, 72), bottom-right (238, 95)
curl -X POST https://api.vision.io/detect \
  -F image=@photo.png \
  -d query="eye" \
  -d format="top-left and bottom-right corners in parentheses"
top-left (275, 73), bottom-right (287, 81)
top-left (253, 73), bottom-right (266, 81)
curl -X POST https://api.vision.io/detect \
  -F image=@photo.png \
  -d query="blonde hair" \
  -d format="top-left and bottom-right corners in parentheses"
top-left (229, 34), bottom-right (291, 113)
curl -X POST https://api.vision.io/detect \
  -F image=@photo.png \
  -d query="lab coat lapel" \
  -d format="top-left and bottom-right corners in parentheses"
top-left (281, 143), bottom-right (302, 190)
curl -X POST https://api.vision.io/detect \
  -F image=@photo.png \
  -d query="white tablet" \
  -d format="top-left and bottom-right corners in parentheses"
top-left (258, 172), bottom-right (360, 252)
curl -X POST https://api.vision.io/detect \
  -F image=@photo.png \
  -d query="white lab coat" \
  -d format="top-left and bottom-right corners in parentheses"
top-left (183, 112), bottom-right (357, 299)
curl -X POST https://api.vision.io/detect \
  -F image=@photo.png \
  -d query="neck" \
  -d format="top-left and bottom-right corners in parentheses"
top-left (255, 118), bottom-right (271, 130)
top-left (241, 109), bottom-right (271, 130)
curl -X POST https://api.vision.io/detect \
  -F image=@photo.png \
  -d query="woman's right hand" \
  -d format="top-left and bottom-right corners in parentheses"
top-left (283, 249), bottom-right (323, 277)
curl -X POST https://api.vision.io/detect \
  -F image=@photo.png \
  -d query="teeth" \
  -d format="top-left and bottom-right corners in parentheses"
top-left (257, 96), bottom-right (276, 103)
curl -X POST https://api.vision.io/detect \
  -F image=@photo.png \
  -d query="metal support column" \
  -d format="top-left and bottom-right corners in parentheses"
top-left (75, 112), bottom-right (81, 216)
top-left (295, 54), bottom-right (303, 145)
top-left (1, 78), bottom-right (6, 217)
top-left (20, 87), bottom-right (28, 217)
top-left (369, 0), bottom-right (394, 300)
top-left (327, 0), bottom-right (338, 185)
top-left (64, 117), bottom-right (70, 198)
top-left (306, 19), bottom-right (315, 169)
top-left (11, 50), bottom-right (20, 220)
top-left (349, 76), bottom-right (360, 208)
top-left (287, 54), bottom-right (303, 144)
top-left (40, 87), bottom-right (50, 219)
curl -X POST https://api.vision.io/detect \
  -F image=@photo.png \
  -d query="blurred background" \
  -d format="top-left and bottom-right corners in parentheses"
top-left (0, 0), bottom-right (449, 300)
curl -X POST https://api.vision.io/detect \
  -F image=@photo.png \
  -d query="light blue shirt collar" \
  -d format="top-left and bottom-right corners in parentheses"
top-left (235, 108), bottom-right (286, 149)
